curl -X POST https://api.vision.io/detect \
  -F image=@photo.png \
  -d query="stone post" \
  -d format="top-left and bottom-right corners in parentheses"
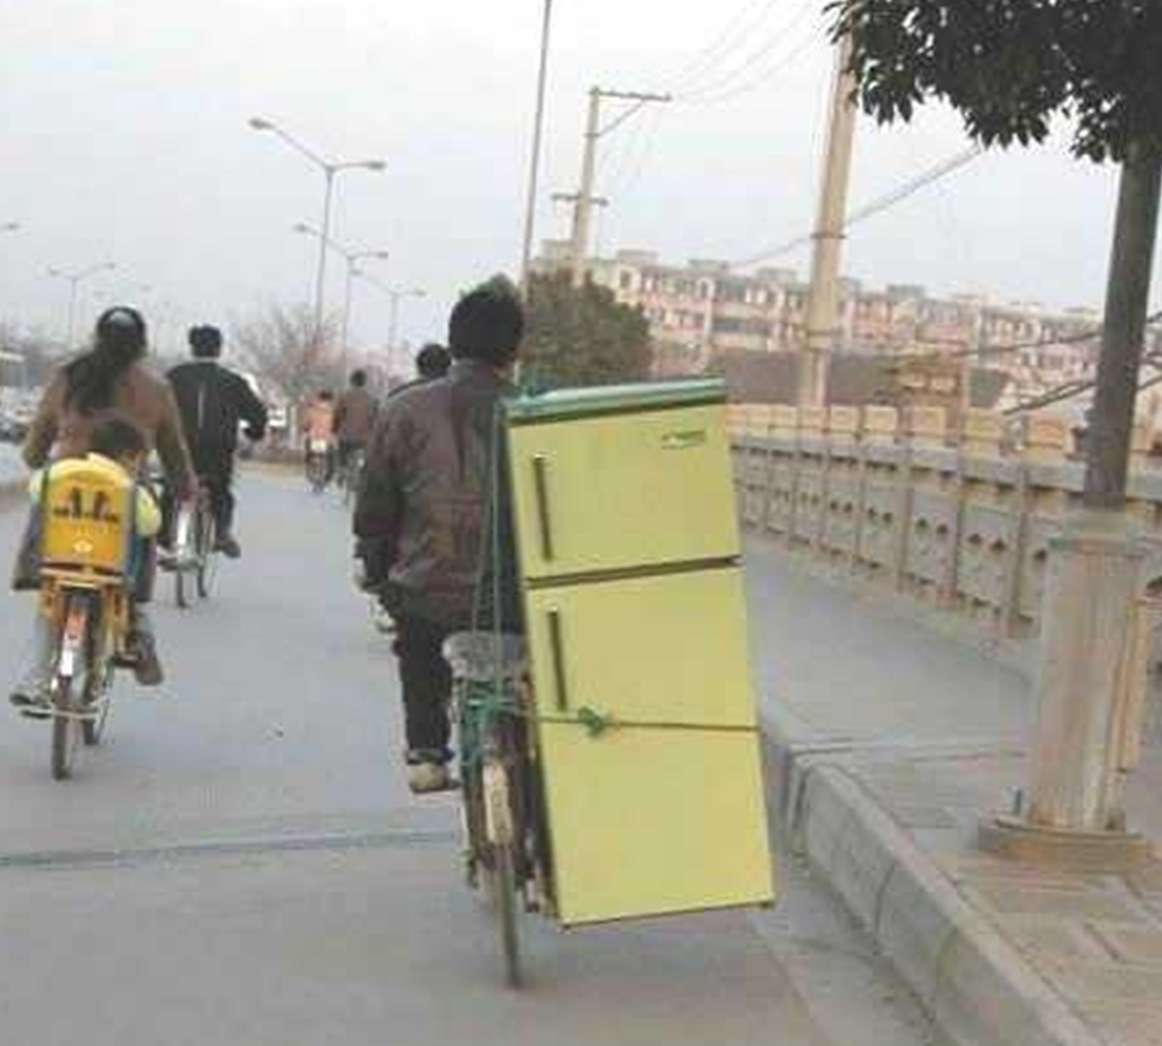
top-left (980, 508), bottom-right (1153, 868)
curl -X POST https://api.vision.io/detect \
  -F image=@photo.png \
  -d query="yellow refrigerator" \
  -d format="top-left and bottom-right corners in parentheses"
top-left (504, 379), bottom-right (775, 927)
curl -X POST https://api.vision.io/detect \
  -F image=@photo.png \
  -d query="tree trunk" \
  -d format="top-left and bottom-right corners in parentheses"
top-left (1083, 142), bottom-right (1162, 508)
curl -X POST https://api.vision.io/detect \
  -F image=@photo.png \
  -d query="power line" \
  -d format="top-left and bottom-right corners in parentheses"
top-left (1002, 359), bottom-right (1162, 418)
top-left (663, 0), bottom-right (785, 97)
top-left (675, 0), bottom-right (819, 104)
top-left (734, 145), bottom-right (985, 268)
top-left (846, 146), bottom-right (983, 226)
top-left (905, 309), bottom-right (1162, 365)
top-left (679, 27), bottom-right (822, 107)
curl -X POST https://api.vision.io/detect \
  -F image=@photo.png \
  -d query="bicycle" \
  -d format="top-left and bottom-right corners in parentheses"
top-left (305, 439), bottom-right (333, 495)
top-left (446, 633), bottom-right (552, 989)
top-left (31, 462), bottom-right (139, 780)
top-left (170, 484), bottom-right (219, 609)
top-left (338, 446), bottom-right (365, 509)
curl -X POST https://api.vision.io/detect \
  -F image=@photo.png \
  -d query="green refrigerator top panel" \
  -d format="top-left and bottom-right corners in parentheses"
top-left (504, 378), bottom-right (727, 426)
top-left (505, 398), bottom-right (740, 578)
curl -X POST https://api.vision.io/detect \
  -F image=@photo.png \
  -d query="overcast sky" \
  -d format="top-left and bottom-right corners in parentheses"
top-left (1, 0), bottom-right (1157, 363)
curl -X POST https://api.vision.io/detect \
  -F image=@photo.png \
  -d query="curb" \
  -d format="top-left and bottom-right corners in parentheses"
top-left (762, 713), bottom-right (1101, 1046)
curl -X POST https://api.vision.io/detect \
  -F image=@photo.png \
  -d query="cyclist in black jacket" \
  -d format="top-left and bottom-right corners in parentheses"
top-left (166, 325), bottom-right (268, 559)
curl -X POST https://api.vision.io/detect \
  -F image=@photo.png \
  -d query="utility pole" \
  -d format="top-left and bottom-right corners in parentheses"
top-left (566, 87), bottom-right (671, 289)
top-left (981, 141), bottom-right (1162, 866)
top-left (800, 36), bottom-right (858, 407)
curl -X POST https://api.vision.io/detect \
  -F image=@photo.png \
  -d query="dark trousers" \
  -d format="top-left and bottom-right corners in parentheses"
top-left (161, 454), bottom-right (235, 542)
top-left (392, 615), bottom-right (453, 762)
top-left (197, 458), bottom-right (235, 534)
top-left (337, 439), bottom-right (364, 471)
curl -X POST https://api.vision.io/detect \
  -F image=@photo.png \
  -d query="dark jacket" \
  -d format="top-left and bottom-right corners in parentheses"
top-left (24, 362), bottom-right (195, 500)
top-left (334, 386), bottom-right (377, 445)
top-left (167, 361), bottom-right (267, 465)
top-left (353, 359), bottom-right (521, 630)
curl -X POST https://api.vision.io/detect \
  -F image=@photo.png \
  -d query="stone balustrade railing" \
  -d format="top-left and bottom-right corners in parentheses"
top-left (728, 404), bottom-right (1162, 637)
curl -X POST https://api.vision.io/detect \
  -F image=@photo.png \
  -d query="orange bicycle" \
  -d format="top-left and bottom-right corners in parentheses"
top-left (33, 461), bottom-right (139, 779)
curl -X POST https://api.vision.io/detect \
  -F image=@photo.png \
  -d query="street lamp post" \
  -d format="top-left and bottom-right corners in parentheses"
top-left (339, 265), bottom-right (425, 379)
top-left (249, 117), bottom-right (386, 348)
top-left (292, 223), bottom-right (389, 372)
top-left (519, 0), bottom-right (555, 297)
top-left (47, 262), bottom-right (117, 349)
top-left (379, 286), bottom-right (426, 378)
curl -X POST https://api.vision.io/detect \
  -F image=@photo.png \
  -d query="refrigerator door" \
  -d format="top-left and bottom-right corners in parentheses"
top-left (507, 403), bottom-right (740, 580)
top-left (524, 566), bottom-right (755, 729)
top-left (536, 723), bottom-right (774, 926)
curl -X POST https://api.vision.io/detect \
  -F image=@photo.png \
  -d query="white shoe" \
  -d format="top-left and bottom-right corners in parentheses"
top-left (372, 606), bottom-right (395, 636)
top-left (408, 762), bottom-right (452, 794)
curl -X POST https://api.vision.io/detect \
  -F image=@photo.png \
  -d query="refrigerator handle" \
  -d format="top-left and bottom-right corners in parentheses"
top-left (532, 454), bottom-right (555, 561)
top-left (547, 608), bottom-right (568, 712)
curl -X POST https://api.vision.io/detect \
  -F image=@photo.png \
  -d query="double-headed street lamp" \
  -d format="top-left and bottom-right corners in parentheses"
top-left (250, 117), bottom-right (386, 345)
top-left (345, 267), bottom-right (425, 377)
top-left (292, 222), bottom-right (389, 370)
top-left (48, 262), bottom-right (117, 349)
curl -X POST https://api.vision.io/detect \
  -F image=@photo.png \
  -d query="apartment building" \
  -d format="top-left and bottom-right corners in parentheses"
top-left (535, 243), bottom-right (1108, 399)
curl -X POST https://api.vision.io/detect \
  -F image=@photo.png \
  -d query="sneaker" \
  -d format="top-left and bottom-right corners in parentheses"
top-left (407, 761), bottom-right (452, 795)
top-left (128, 632), bottom-right (164, 687)
top-left (215, 534), bottom-right (242, 559)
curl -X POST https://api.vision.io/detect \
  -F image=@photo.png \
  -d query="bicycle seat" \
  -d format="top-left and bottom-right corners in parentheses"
top-left (443, 632), bottom-right (527, 683)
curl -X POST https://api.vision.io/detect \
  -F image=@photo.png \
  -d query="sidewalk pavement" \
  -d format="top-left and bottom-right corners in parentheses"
top-left (745, 532), bottom-right (1162, 1046)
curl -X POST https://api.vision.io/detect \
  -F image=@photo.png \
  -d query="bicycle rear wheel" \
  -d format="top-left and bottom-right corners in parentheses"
top-left (493, 842), bottom-right (521, 988)
top-left (306, 454), bottom-right (327, 494)
top-left (51, 595), bottom-right (89, 780)
top-left (196, 506), bottom-right (217, 599)
top-left (483, 758), bottom-right (522, 988)
top-left (175, 564), bottom-right (191, 608)
top-left (81, 660), bottom-right (112, 747)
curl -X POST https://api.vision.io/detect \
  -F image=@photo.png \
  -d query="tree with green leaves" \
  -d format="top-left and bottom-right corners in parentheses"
top-left (520, 270), bottom-right (653, 389)
top-left (832, 0), bottom-right (1162, 507)
top-left (835, 1), bottom-right (1162, 841)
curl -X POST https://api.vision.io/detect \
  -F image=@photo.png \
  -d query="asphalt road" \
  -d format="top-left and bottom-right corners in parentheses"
top-left (0, 469), bottom-right (936, 1045)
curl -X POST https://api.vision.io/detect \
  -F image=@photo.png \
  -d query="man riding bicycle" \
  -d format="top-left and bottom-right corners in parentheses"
top-left (334, 370), bottom-right (377, 486)
top-left (302, 390), bottom-right (338, 488)
top-left (354, 286), bottom-right (524, 793)
top-left (166, 325), bottom-right (268, 559)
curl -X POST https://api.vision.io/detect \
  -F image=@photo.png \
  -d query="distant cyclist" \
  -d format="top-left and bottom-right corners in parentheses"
top-left (167, 325), bottom-right (268, 559)
top-left (302, 390), bottom-right (337, 487)
top-left (334, 370), bottom-right (377, 484)
top-left (388, 343), bottom-right (451, 400)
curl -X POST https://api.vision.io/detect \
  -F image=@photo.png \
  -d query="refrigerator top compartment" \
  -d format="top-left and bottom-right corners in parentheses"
top-left (504, 378), bottom-right (726, 427)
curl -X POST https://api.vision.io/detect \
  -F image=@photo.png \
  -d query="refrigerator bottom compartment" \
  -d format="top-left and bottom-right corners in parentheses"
top-left (536, 722), bottom-right (775, 927)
